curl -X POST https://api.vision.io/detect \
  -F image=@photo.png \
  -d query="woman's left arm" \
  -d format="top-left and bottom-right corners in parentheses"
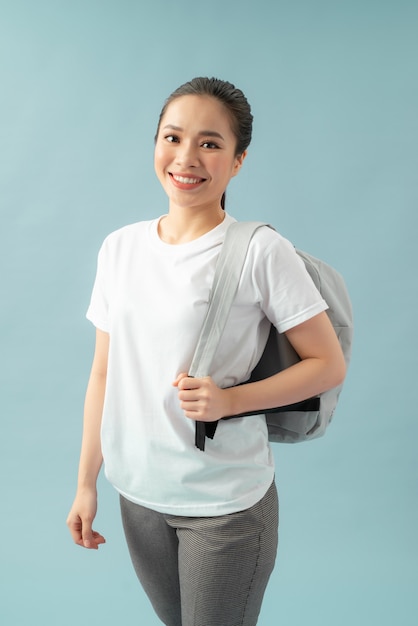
top-left (175, 312), bottom-right (346, 422)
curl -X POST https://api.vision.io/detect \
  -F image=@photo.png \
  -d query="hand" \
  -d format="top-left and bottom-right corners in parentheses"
top-left (66, 488), bottom-right (106, 550)
top-left (173, 373), bottom-right (231, 422)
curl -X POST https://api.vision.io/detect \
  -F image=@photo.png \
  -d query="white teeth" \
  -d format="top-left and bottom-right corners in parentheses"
top-left (173, 175), bottom-right (202, 184)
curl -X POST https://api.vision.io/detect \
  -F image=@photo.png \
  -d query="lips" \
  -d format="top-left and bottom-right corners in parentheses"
top-left (169, 173), bottom-right (206, 189)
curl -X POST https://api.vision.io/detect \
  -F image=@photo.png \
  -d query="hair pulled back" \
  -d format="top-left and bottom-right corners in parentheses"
top-left (155, 77), bottom-right (253, 209)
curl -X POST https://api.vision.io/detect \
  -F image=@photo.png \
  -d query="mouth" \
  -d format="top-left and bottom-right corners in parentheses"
top-left (169, 173), bottom-right (206, 189)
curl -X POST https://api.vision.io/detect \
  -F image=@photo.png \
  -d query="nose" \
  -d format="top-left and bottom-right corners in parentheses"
top-left (175, 141), bottom-right (200, 168)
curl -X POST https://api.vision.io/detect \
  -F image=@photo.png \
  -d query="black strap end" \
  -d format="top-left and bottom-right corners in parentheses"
top-left (195, 421), bottom-right (219, 451)
top-left (195, 421), bottom-right (206, 451)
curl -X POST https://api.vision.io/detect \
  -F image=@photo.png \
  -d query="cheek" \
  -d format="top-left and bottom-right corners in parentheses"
top-left (154, 146), bottom-right (168, 174)
top-left (215, 156), bottom-right (239, 181)
top-left (154, 145), bottom-right (162, 164)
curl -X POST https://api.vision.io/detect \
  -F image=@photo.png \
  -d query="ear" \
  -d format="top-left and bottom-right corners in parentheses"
top-left (231, 150), bottom-right (248, 177)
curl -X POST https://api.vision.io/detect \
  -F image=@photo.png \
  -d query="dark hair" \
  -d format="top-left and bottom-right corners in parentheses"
top-left (155, 77), bottom-right (253, 209)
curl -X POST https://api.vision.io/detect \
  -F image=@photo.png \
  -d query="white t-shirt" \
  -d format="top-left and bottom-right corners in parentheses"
top-left (86, 213), bottom-right (327, 516)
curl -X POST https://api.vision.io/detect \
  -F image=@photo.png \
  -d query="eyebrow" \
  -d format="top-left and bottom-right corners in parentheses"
top-left (162, 124), bottom-right (225, 140)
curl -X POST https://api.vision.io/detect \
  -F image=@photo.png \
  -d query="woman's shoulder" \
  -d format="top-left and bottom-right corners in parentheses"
top-left (98, 218), bottom-right (159, 255)
top-left (233, 222), bottom-right (296, 260)
top-left (227, 218), bottom-right (288, 242)
top-left (104, 219), bottom-right (154, 243)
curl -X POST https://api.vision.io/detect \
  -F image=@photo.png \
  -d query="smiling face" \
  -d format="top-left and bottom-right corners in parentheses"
top-left (154, 95), bottom-right (246, 212)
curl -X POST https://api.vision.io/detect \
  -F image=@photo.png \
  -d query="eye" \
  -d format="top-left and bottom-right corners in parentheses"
top-left (165, 134), bottom-right (180, 143)
top-left (201, 141), bottom-right (220, 149)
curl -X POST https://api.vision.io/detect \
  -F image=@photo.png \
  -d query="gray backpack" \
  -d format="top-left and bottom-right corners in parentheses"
top-left (190, 222), bottom-right (353, 451)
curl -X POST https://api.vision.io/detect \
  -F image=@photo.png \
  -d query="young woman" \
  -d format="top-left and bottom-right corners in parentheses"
top-left (67, 77), bottom-right (346, 626)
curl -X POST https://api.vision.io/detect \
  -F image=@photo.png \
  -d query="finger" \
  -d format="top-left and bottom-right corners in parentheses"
top-left (92, 530), bottom-right (106, 546)
top-left (172, 372), bottom-right (189, 387)
top-left (67, 513), bottom-right (89, 546)
top-left (183, 408), bottom-right (213, 421)
top-left (178, 376), bottom-right (200, 391)
top-left (67, 518), bottom-right (84, 546)
top-left (81, 520), bottom-right (97, 550)
top-left (178, 388), bottom-right (201, 402)
top-left (181, 395), bottom-right (212, 418)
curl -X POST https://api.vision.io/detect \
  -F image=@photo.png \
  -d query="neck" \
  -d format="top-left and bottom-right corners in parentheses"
top-left (158, 205), bottom-right (225, 245)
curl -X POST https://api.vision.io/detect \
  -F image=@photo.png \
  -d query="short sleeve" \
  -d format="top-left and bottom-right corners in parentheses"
top-left (86, 241), bottom-right (110, 332)
top-left (251, 230), bottom-right (328, 333)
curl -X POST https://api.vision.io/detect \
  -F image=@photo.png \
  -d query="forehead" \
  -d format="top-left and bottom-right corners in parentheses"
top-left (160, 95), bottom-right (234, 135)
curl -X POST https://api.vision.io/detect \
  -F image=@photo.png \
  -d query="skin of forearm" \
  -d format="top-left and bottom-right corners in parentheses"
top-left (224, 355), bottom-right (346, 418)
top-left (76, 371), bottom-right (106, 490)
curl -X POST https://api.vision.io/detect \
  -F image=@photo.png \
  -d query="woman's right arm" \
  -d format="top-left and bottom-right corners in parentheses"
top-left (66, 328), bottom-right (109, 549)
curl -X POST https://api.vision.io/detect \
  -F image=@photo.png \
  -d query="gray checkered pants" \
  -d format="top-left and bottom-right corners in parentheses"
top-left (120, 480), bottom-right (278, 626)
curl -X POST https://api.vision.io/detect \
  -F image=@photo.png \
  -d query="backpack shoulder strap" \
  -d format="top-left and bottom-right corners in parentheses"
top-left (189, 221), bottom-right (268, 378)
top-left (190, 221), bottom-right (269, 450)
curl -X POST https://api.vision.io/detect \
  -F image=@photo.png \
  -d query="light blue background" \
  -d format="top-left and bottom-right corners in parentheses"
top-left (1, 1), bottom-right (417, 624)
